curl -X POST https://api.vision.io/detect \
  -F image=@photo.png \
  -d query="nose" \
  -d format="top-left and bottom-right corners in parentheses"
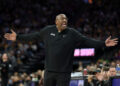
top-left (63, 19), bottom-right (67, 22)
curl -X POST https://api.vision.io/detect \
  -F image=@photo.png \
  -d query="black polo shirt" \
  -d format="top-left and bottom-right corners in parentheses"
top-left (17, 25), bottom-right (105, 73)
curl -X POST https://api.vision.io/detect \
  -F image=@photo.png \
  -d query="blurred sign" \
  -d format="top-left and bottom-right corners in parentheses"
top-left (74, 48), bottom-right (95, 57)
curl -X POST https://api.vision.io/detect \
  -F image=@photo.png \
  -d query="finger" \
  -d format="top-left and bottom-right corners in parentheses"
top-left (106, 36), bottom-right (111, 42)
top-left (107, 36), bottom-right (111, 40)
top-left (4, 33), bottom-right (10, 37)
top-left (4, 36), bottom-right (10, 40)
top-left (111, 40), bottom-right (118, 43)
top-left (11, 29), bottom-right (15, 33)
top-left (112, 43), bottom-right (118, 46)
top-left (4, 35), bottom-right (10, 39)
top-left (114, 41), bottom-right (118, 43)
top-left (112, 43), bottom-right (117, 46)
top-left (4, 34), bottom-right (12, 40)
top-left (4, 36), bottom-right (8, 39)
top-left (112, 38), bottom-right (118, 41)
top-left (5, 33), bottom-right (10, 35)
top-left (4, 34), bottom-right (8, 38)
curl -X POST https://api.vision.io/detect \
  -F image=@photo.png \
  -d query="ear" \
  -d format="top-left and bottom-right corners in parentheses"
top-left (55, 19), bottom-right (57, 25)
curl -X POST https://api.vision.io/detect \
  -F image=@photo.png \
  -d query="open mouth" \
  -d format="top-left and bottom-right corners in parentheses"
top-left (62, 23), bottom-right (67, 27)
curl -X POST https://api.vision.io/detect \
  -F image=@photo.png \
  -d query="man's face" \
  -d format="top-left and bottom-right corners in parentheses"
top-left (55, 14), bottom-right (68, 31)
top-left (109, 68), bottom-right (116, 76)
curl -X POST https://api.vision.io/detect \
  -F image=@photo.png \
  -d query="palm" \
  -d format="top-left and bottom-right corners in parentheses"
top-left (4, 29), bottom-right (17, 41)
top-left (105, 36), bottom-right (118, 47)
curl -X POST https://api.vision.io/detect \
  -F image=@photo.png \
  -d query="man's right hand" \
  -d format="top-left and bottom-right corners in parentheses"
top-left (4, 29), bottom-right (17, 41)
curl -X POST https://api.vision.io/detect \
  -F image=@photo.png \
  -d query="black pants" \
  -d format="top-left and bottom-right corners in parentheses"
top-left (44, 71), bottom-right (71, 86)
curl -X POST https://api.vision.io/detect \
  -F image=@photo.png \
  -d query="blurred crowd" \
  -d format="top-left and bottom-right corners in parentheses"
top-left (75, 59), bottom-right (120, 86)
top-left (0, 53), bottom-right (44, 86)
top-left (0, 0), bottom-right (120, 86)
top-left (0, 69), bottom-right (44, 86)
top-left (0, 53), bottom-right (120, 86)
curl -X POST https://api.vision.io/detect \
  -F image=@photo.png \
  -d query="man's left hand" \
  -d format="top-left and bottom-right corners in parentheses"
top-left (105, 36), bottom-right (118, 47)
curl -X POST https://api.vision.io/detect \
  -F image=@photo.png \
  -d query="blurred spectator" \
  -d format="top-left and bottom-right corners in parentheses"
top-left (77, 61), bottom-right (83, 72)
top-left (108, 66), bottom-right (116, 77)
top-left (0, 53), bottom-right (10, 86)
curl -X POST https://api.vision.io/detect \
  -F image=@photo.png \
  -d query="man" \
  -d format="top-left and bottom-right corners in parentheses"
top-left (108, 66), bottom-right (117, 86)
top-left (109, 66), bottom-right (116, 77)
top-left (4, 14), bottom-right (118, 86)
top-left (0, 53), bottom-right (9, 86)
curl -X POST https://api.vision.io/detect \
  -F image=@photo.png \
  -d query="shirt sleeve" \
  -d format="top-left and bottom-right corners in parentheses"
top-left (16, 26), bottom-right (47, 42)
top-left (71, 28), bottom-right (106, 48)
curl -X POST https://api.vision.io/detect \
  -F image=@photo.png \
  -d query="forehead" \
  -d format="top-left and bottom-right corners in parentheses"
top-left (56, 14), bottom-right (67, 20)
top-left (110, 68), bottom-right (116, 71)
top-left (3, 53), bottom-right (7, 56)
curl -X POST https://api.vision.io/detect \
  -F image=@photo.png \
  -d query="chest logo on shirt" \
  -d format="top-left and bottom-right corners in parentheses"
top-left (63, 35), bottom-right (66, 38)
top-left (50, 33), bottom-right (56, 36)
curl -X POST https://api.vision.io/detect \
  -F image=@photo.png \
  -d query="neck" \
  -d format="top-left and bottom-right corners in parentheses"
top-left (56, 25), bottom-right (62, 32)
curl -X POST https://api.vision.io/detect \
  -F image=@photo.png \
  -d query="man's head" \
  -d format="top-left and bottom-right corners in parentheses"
top-left (55, 14), bottom-right (68, 32)
top-left (109, 67), bottom-right (116, 77)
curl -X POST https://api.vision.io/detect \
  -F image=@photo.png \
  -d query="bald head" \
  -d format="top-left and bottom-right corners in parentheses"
top-left (56, 14), bottom-right (67, 20)
top-left (55, 14), bottom-right (68, 32)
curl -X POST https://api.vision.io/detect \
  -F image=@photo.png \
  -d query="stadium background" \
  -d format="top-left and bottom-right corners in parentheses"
top-left (0, 0), bottom-right (120, 86)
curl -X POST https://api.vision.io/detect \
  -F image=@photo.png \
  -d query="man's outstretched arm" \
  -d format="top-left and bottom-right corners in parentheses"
top-left (4, 28), bottom-right (46, 42)
top-left (72, 29), bottom-right (118, 48)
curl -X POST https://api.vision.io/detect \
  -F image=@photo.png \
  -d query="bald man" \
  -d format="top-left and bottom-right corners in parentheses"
top-left (4, 14), bottom-right (118, 86)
